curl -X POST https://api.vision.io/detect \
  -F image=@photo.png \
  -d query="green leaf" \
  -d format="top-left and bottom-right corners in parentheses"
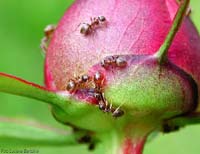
top-left (0, 119), bottom-right (81, 146)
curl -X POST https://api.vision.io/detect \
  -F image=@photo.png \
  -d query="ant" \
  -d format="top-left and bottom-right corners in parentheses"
top-left (80, 16), bottom-right (107, 35)
top-left (93, 71), bottom-right (105, 88)
top-left (94, 92), bottom-right (107, 111)
top-left (93, 72), bottom-right (108, 110)
top-left (40, 24), bottom-right (56, 54)
top-left (101, 56), bottom-right (127, 69)
top-left (94, 91), bottom-right (124, 117)
top-left (93, 71), bottom-right (124, 117)
top-left (66, 74), bottom-right (91, 93)
top-left (66, 71), bottom-right (124, 118)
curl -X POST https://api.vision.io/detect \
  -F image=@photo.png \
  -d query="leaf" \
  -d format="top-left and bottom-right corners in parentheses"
top-left (0, 118), bottom-right (81, 147)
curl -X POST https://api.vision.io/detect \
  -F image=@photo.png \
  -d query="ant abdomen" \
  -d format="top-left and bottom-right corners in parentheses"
top-left (80, 23), bottom-right (91, 35)
top-left (66, 79), bottom-right (77, 93)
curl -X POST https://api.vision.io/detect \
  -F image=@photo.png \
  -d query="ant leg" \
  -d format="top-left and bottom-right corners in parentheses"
top-left (40, 37), bottom-right (48, 54)
top-left (94, 92), bottom-right (106, 111)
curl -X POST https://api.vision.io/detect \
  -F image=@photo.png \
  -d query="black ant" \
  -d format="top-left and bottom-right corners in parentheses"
top-left (80, 16), bottom-right (106, 35)
top-left (40, 24), bottom-right (56, 53)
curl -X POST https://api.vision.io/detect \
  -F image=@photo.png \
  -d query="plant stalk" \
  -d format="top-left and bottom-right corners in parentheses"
top-left (155, 0), bottom-right (190, 64)
top-left (0, 72), bottom-right (117, 131)
top-left (102, 131), bottom-right (147, 154)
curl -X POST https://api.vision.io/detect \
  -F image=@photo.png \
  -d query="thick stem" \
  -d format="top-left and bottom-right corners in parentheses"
top-left (122, 138), bottom-right (146, 154)
top-left (102, 132), bottom-right (147, 154)
top-left (100, 122), bottom-right (153, 154)
top-left (155, 0), bottom-right (190, 64)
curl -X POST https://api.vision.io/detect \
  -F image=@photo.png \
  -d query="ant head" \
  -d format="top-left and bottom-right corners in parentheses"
top-left (81, 75), bottom-right (90, 82)
top-left (116, 57), bottom-right (127, 67)
top-left (98, 16), bottom-right (106, 22)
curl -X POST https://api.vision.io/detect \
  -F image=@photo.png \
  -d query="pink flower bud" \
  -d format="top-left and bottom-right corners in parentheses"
top-left (45, 1), bottom-right (200, 111)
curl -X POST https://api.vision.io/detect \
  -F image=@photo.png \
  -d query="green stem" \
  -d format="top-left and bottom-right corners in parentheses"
top-left (155, 0), bottom-right (190, 64)
top-left (0, 72), bottom-right (96, 115)
top-left (100, 130), bottom-right (147, 154)
top-left (0, 73), bottom-right (65, 109)
top-left (0, 73), bottom-right (115, 131)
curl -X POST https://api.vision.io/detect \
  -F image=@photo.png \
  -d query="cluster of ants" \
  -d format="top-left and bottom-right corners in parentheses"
top-left (66, 72), bottom-right (123, 118)
top-left (40, 15), bottom-right (128, 117)
top-left (66, 55), bottom-right (127, 118)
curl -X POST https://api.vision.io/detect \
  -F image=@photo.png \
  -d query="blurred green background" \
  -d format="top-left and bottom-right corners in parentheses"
top-left (0, 0), bottom-right (199, 154)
